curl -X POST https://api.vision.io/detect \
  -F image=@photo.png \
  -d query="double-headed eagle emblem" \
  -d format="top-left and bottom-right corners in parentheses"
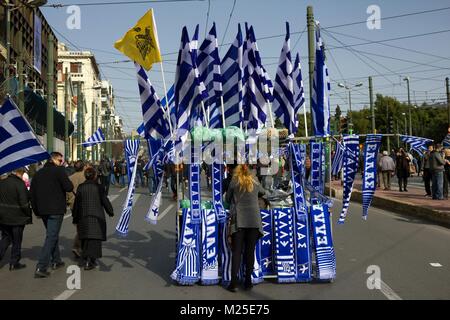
top-left (134, 27), bottom-right (156, 60)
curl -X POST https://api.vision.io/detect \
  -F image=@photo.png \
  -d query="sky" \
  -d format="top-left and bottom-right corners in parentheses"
top-left (40, 0), bottom-right (450, 133)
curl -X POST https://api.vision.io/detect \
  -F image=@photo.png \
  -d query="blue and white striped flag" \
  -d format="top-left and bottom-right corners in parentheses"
top-left (273, 22), bottom-right (296, 135)
top-left (221, 24), bottom-right (243, 128)
top-left (243, 26), bottom-right (268, 131)
top-left (293, 53), bottom-right (305, 129)
top-left (400, 135), bottom-right (433, 155)
top-left (174, 26), bottom-right (207, 146)
top-left (197, 22), bottom-right (223, 129)
top-left (362, 134), bottom-right (382, 220)
top-left (135, 63), bottom-right (170, 140)
top-left (0, 97), bottom-right (49, 175)
top-left (331, 140), bottom-right (345, 176)
top-left (311, 22), bottom-right (331, 137)
top-left (81, 127), bottom-right (105, 147)
top-left (443, 130), bottom-right (450, 148)
top-left (116, 139), bottom-right (141, 236)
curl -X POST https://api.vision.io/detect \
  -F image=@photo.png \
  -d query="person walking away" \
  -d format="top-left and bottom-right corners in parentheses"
top-left (225, 164), bottom-right (265, 292)
top-left (422, 146), bottom-right (433, 197)
top-left (379, 151), bottom-right (395, 190)
top-left (72, 168), bottom-right (114, 270)
top-left (395, 148), bottom-right (411, 192)
top-left (429, 144), bottom-right (446, 200)
top-left (99, 158), bottom-right (112, 196)
top-left (443, 148), bottom-right (450, 199)
top-left (376, 152), bottom-right (382, 188)
top-left (0, 168), bottom-right (32, 270)
top-left (30, 152), bottom-right (74, 278)
top-left (114, 160), bottom-right (121, 186)
top-left (67, 160), bottom-right (86, 259)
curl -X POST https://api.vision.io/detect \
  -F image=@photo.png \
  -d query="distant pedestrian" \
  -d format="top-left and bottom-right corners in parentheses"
top-left (99, 158), bottom-right (112, 196)
top-left (0, 168), bottom-right (32, 271)
top-left (429, 144), bottom-right (446, 200)
top-left (422, 145), bottom-right (433, 197)
top-left (30, 152), bottom-right (74, 278)
top-left (395, 148), bottom-right (411, 192)
top-left (67, 160), bottom-right (86, 259)
top-left (379, 151), bottom-right (395, 190)
top-left (72, 167), bottom-right (114, 270)
top-left (443, 148), bottom-right (450, 199)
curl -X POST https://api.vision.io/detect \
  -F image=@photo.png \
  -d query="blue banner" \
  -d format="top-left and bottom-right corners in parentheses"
top-left (200, 209), bottom-right (219, 285)
top-left (310, 203), bottom-right (336, 280)
top-left (190, 164), bottom-right (202, 224)
top-left (260, 209), bottom-right (274, 276)
top-left (273, 208), bottom-right (296, 283)
top-left (218, 215), bottom-right (232, 285)
top-left (362, 134), bottom-right (382, 220)
top-left (310, 142), bottom-right (324, 194)
top-left (212, 163), bottom-right (226, 222)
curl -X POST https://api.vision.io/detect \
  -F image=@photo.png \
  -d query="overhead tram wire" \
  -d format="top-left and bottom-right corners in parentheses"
top-left (219, 0), bottom-right (237, 51)
top-left (44, 0), bottom-right (206, 8)
top-left (204, 0), bottom-right (211, 38)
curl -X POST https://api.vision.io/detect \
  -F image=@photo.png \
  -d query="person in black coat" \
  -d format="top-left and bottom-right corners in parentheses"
top-left (0, 168), bottom-right (32, 270)
top-left (30, 152), bottom-right (74, 278)
top-left (395, 148), bottom-right (411, 192)
top-left (72, 167), bottom-right (114, 270)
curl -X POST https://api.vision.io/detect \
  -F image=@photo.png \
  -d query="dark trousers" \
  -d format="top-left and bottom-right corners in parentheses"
top-left (423, 168), bottom-right (432, 196)
top-left (101, 175), bottom-right (111, 196)
top-left (37, 215), bottom-right (63, 270)
top-left (398, 177), bottom-right (408, 191)
top-left (0, 225), bottom-right (25, 265)
top-left (230, 228), bottom-right (260, 286)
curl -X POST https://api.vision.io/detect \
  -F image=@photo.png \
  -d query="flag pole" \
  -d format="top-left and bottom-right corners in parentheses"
top-left (159, 61), bottom-right (173, 136)
top-left (220, 96), bottom-right (226, 128)
top-left (303, 103), bottom-right (309, 137)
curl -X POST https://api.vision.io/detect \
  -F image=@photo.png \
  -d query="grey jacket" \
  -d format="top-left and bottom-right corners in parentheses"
top-left (225, 178), bottom-right (265, 237)
top-left (429, 151), bottom-right (446, 172)
top-left (379, 155), bottom-right (395, 172)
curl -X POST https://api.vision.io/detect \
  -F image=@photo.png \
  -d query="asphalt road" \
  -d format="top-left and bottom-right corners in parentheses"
top-left (0, 182), bottom-right (449, 300)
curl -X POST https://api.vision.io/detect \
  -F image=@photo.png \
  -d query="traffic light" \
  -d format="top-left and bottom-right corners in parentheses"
top-left (388, 116), bottom-right (394, 134)
top-left (340, 117), bottom-right (348, 134)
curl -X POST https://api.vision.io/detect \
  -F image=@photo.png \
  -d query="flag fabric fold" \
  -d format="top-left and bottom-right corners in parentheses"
top-left (81, 127), bottom-right (105, 147)
top-left (362, 134), bottom-right (383, 220)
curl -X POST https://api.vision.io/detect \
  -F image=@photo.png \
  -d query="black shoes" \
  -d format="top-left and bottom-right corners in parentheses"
top-left (84, 261), bottom-right (95, 271)
top-left (52, 261), bottom-right (66, 270)
top-left (226, 283), bottom-right (237, 292)
top-left (244, 281), bottom-right (254, 291)
top-left (9, 263), bottom-right (26, 271)
top-left (34, 268), bottom-right (50, 278)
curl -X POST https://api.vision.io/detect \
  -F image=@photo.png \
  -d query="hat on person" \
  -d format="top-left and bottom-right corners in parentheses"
top-left (382, 151), bottom-right (388, 156)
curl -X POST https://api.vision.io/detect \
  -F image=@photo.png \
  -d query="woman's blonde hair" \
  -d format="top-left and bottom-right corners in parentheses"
top-left (233, 164), bottom-right (255, 193)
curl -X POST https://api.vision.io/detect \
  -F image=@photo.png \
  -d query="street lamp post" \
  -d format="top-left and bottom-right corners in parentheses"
top-left (403, 77), bottom-right (412, 136)
top-left (338, 82), bottom-right (363, 134)
top-left (402, 112), bottom-right (407, 135)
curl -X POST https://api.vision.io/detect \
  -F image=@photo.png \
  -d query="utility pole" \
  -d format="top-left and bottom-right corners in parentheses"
top-left (404, 77), bottom-right (412, 136)
top-left (386, 104), bottom-right (390, 152)
top-left (369, 76), bottom-right (375, 133)
top-left (307, 6), bottom-right (315, 137)
top-left (91, 101), bottom-right (95, 162)
top-left (5, 0), bottom-right (11, 95)
top-left (17, 30), bottom-right (24, 113)
top-left (64, 68), bottom-right (69, 160)
top-left (77, 84), bottom-right (82, 160)
top-left (82, 93), bottom-right (86, 161)
top-left (46, 34), bottom-right (54, 153)
top-left (348, 90), bottom-right (353, 134)
top-left (446, 77), bottom-right (450, 127)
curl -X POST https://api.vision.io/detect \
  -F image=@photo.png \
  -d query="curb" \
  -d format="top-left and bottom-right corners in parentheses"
top-left (329, 186), bottom-right (450, 228)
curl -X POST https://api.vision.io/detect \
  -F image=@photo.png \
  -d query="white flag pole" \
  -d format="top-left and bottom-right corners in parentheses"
top-left (220, 96), bottom-right (226, 128)
top-left (303, 103), bottom-right (309, 137)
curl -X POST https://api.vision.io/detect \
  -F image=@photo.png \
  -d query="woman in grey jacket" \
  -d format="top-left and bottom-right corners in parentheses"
top-left (225, 164), bottom-right (265, 292)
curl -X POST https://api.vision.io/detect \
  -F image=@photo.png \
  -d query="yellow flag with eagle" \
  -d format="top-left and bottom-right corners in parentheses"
top-left (114, 9), bottom-right (162, 70)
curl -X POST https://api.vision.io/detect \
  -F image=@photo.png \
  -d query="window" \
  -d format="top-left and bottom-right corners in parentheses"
top-left (70, 62), bottom-right (82, 73)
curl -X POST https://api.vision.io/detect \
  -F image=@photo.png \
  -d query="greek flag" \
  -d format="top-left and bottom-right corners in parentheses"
top-left (135, 63), bottom-right (170, 140)
top-left (174, 26), bottom-right (207, 145)
top-left (0, 97), bottom-right (49, 175)
top-left (311, 22), bottom-right (331, 137)
top-left (261, 67), bottom-right (274, 102)
top-left (443, 131), bottom-right (450, 148)
top-left (400, 135), bottom-right (433, 155)
top-left (273, 22), bottom-right (295, 135)
top-left (116, 139), bottom-right (140, 236)
top-left (243, 26), bottom-right (268, 131)
top-left (221, 24), bottom-right (243, 128)
top-left (197, 22), bottom-right (223, 129)
top-left (81, 127), bottom-right (105, 147)
top-left (293, 53), bottom-right (305, 129)
top-left (331, 140), bottom-right (345, 176)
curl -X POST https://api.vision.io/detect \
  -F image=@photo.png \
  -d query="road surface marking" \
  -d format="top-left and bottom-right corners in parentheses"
top-left (109, 194), bottom-right (119, 203)
top-left (430, 263), bottom-right (442, 267)
top-left (380, 280), bottom-right (402, 300)
top-left (54, 289), bottom-right (77, 300)
top-left (158, 204), bottom-right (175, 220)
top-left (120, 187), bottom-right (127, 192)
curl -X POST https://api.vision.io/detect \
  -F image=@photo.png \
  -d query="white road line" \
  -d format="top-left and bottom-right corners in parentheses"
top-left (109, 194), bottom-right (119, 203)
top-left (380, 280), bottom-right (402, 300)
top-left (120, 187), bottom-right (127, 192)
top-left (54, 289), bottom-right (77, 300)
top-left (430, 263), bottom-right (443, 267)
top-left (158, 204), bottom-right (175, 220)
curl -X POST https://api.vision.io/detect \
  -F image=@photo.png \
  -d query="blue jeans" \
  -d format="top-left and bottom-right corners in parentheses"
top-left (37, 215), bottom-right (64, 270)
top-left (148, 176), bottom-right (157, 194)
top-left (119, 175), bottom-right (126, 187)
top-left (432, 171), bottom-right (444, 200)
top-left (110, 173), bottom-right (116, 185)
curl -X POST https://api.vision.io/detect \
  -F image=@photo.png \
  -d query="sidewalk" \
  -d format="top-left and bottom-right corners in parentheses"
top-left (329, 177), bottom-right (450, 228)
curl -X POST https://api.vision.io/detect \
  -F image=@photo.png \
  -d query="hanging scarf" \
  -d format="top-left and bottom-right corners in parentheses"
top-left (190, 163), bottom-right (202, 225)
top-left (338, 134), bottom-right (360, 224)
top-left (310, 141), bottom-right (324, 194)
top-left (290, 143), bottom-right (312, 282)
top-left (273, 207), bottom-right (296, 283)
top-left (310, 202), bottom-right (336, 280)
top-left (144, 138), bottom-right (165, 224)
top-left (251, 241), bottom-right (264, 284)
top-left (115, 140), bottom-right (140, 236)
top-left (362, 134), bottom-right (382, 220)
top-left (200, 208), bottom-right (219, 285)
top-left (260, 209), bottom-right (274, 276)
top-left (212, 163), bottom-right (226, 222)
top-left (218, 213), bottom-right (232, 285)
top-left (145, 179), bottom-right (163, 224)
top-left (125, 139), bottom-right (140, 183)
top-left (171, 208), bottom-right (201, 285)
